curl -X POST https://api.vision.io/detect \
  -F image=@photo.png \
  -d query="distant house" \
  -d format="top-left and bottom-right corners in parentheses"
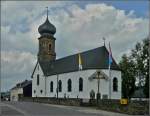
top-left (10, 80), bottom-right (32, 101)
top-left (1, 91), bottom-right (10, 101)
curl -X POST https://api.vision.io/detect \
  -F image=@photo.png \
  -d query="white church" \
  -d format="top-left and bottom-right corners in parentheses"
top-left (31, 10), bottom-right (122, 100)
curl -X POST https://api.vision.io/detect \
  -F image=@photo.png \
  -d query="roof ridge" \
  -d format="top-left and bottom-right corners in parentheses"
top-left (56, 46), bottom-right (105, 61)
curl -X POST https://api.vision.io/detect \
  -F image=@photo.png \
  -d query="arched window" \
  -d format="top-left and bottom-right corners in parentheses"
top-left (79, 78), bottom-right (83, 92)
top-left (58, 80), bottom-right (62, 92)
top-left (49, 44), bottom-right (51, 51)
top-left (50, 81), bottom-right (53, 92)
top-left (34, 90), bottom-right (36, 93)
top-left (40, 90), bottom-right (43, 94)
top-left (37, 74), bottom-right (39, 85)
top-left (68, 79), bottom-right (72, 92)
top-left (113, 77), bottom-right (118, 92)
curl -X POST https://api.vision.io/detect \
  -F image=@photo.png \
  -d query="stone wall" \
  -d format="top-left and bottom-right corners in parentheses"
top-left (89, 99), bottom-right (149, 115)
top-left (19, 97), bottom-right (82, 106)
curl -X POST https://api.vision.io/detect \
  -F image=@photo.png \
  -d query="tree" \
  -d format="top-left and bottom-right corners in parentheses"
top-left (119, 38), bottom-right (149, 98)
top-left (119, 54), bottom-right (136, 99)
top-left (131, 38), bottom-right (149, 97)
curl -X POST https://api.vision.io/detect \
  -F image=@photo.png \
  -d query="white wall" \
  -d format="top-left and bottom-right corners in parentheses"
top-left (46, 70), bottom-right (97, 99)
top-left (32, 63), bottom-right (121, 99)
top-left (10, 88), bottom-right (23, 101)
top-left (102, 69), bottom-right (122, 99)
top-left (32, 63), bottom-right (46, 97)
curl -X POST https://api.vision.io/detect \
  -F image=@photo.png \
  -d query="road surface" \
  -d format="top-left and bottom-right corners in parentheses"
top-left (0, 101), bottom-right (147, 116)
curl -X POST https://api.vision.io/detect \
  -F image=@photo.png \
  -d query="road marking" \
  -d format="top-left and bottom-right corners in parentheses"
top-left (43, 104), bottom-right (71, 109)
top-left (1, 102), bottom-right (29, 116)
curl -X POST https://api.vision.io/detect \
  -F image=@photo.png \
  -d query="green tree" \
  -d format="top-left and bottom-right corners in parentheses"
top-left (120, 38), bottom-right (149, 98)
top-left (119, 54), bottom-right (136, 99)
top-left (131, 38), bottom-right (149, 97)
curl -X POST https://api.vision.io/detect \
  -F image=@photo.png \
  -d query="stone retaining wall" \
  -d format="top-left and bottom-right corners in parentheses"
top-left (90, 99), bottom-right (149, 115)
top-left (19, 97), bottom-right (82, 106)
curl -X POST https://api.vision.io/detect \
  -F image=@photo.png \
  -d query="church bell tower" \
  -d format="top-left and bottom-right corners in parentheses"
top-left (38, 7), bottom-right (56, 62)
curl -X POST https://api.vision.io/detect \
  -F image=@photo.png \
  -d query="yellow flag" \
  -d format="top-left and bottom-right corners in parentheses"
top-left (78, 53), bottom-right (82, 70)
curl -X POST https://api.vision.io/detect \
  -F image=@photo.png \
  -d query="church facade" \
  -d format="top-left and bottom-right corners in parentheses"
top-left (31, 12), bottom-right (122, 100)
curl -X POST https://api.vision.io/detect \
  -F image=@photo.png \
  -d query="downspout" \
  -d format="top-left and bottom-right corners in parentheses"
top-left (45, 75), bottom-right (47, 97)
top-left (57, 74), bottom-right (59, 99)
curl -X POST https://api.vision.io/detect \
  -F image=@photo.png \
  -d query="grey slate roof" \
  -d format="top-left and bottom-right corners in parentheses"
top-left (37, 46), bottom-right (120, 76)
top-left (11, 80), bottom-right (32, 90)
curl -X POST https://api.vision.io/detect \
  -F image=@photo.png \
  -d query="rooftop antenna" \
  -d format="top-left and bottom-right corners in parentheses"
top-left (102, 37), bottom-right (106, 46)
top-left (46, 6), bottom-right (49, 19)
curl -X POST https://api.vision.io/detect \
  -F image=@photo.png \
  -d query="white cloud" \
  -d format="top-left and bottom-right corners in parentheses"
top-left (1, 1), bottom-right (148, 91)
top-left (53, 4), bottom-right (148, 60)
top-left (1, 51), bottom-right (36, 91)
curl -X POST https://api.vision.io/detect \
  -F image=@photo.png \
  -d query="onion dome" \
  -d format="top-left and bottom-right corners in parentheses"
top-left (38, 17), bottom-right (56, 36)
top-left (38, 7), bottom-right (56, 36)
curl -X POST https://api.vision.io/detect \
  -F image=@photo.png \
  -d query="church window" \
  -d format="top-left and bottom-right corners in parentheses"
top-left (79, 77), bottom-right (83, 92)
top-left (50, 81), bottom-right (53, 92)
top-left (113, 77), bottom-right (118, 92)
top-left (37, 74), bottom-right (39, 85)
top-left (40, 90), bottom-right (43, 93)
top-left (58, 80), bottom-right (62, 92)
top-left (49, 44), bottom-right (51, 51)
top-left (34, 90), bottom-right (36, 93)
top-left (68, 79), bottom-right (72, 92)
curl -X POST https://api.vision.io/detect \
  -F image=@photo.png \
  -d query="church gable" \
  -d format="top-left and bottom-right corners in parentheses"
top-left (31, 61), bottom-right (44, 78)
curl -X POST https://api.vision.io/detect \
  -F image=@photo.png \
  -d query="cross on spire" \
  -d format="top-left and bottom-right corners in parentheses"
top-left (46, 7), bottom-right (49, 19)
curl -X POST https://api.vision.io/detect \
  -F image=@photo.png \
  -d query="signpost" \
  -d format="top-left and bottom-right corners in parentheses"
top-left (120, 99), bottom-right (128, 105)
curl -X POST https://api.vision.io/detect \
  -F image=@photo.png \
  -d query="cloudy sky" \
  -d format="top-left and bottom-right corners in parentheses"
top-left (1, 1), bottom-right (149, 92)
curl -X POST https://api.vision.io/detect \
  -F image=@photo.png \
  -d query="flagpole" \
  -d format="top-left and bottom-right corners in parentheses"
top-left (78, 53), bottom-right (82, 71)
top-left (109, 65), bottom-right (111, 99)
top-left (108, 42), bottom-right (112, 99)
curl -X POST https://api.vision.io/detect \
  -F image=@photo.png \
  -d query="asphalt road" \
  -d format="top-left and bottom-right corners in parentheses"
top-left (0, 101), bottom-right (147, 116)
top-left (1, 101), bottom-right (100, 116)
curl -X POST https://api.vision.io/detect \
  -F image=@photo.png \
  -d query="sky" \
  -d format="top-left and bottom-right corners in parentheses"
top-left (1, 1), bottom-right (149, 92)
